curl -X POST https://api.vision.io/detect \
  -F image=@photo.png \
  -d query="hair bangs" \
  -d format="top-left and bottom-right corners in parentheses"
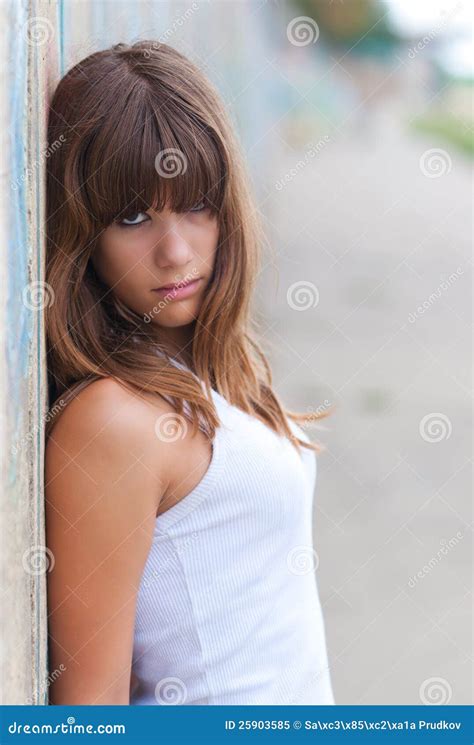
top-left (78, 87), bottom-right (228, 228)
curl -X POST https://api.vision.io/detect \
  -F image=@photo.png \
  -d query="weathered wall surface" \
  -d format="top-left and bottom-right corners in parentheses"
top-left (1, 0), bottom-right (61, 705)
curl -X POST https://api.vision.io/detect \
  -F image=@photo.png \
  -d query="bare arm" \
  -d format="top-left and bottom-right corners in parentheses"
top-left (45, 379), bottom-right (171, 704)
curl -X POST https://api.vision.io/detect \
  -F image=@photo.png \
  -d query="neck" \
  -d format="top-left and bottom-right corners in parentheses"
top-left (155, 323), bottom-right (195, 368)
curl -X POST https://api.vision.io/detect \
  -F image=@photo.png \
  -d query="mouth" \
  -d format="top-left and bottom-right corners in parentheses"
top-left (151, 277), bottom-right (203, 301)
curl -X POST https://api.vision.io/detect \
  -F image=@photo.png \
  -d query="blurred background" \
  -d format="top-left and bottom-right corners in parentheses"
top-left (1, 0), bottom-right (472, 704)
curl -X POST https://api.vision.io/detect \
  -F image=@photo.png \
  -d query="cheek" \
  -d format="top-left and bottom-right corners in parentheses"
top-left (92, 234), bottom-right (143, 286)
top-left (199, 221), bottom-right (219, 263)
top-left (91, 238), bottom-right (148, 313)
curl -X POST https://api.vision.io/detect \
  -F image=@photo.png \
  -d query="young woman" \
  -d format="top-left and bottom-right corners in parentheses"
top-left (45, 40), bottom-right (335, 706)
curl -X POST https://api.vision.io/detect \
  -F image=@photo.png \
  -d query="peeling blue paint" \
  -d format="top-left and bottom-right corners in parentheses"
top-left (7, 0), bottom-right (31, 487)
top-left (33, 6), bottom-right (46, 705)
top-left (58, 0), bottom-right (65, 76)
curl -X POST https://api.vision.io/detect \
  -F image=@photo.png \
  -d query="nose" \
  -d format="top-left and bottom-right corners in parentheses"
top-left (152, 218), bottom-right (194, 272)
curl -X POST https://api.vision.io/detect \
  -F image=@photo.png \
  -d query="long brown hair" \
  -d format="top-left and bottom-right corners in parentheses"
top-left (45, 40), bottom-right (332, 451)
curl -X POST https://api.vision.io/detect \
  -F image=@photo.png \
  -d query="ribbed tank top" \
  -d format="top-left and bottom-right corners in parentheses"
top-left (130, 360), bottom-right (335, 705)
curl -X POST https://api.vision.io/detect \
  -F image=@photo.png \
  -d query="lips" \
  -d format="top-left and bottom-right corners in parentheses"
top-left (154, 277), bottom-right (199, 291)
top-left (151, 277), bottom-right (203, 301)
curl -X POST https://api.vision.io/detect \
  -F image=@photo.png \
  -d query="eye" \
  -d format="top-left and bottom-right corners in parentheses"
top-left (119, 211), bottom-right (150, 226)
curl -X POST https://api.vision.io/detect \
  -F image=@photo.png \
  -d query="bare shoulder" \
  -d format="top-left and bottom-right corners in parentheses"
top-left (45, 374), bottom-right (177, 532)
top-left (47, 378), bottom-right (177, 475)
top-left (45, 377), bottom-right (181, 531)
top-left (49, 377), bottom-right (170, 445)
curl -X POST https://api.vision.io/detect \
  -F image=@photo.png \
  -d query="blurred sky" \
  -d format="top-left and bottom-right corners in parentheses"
top-left (384, 0), bottom-right (473, 77)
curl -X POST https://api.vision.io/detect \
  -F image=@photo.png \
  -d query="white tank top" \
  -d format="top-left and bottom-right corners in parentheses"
top-left (130, 363), bottom-right (335, 705)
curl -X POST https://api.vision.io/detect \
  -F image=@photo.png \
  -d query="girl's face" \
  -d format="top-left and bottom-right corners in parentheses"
top-left (91, 201), bottom-right (219, 332)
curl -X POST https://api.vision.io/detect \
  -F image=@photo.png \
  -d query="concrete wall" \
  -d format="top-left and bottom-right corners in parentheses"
top-left (1, 0), bottom-right (60, 705)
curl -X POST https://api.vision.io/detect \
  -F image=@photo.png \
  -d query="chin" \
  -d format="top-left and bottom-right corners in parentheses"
top-left (151, 307), bottom-right (199, 328)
